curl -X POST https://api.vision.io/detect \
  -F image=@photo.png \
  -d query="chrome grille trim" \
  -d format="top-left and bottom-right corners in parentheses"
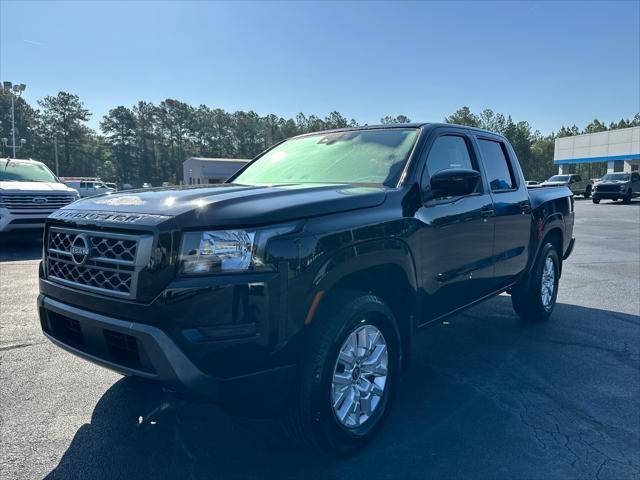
top-left (0, 194), bottom-right (76, 212)
top-left (45, 227), bottom-right (154, 300)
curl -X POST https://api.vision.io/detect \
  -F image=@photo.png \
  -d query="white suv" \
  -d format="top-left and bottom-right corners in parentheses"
top-left (0, 158), bottom-right (80, 233)
top-left (62, 179), bottom-right (115, 198)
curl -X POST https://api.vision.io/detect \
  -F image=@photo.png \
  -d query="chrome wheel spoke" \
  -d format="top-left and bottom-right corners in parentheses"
top-left (360, 392), bottom-right (373, 417)
top-left (336, 387), bottom-right (357, 423)
top-left (332, 388), bottom-right (347, 409)
top-left (362, 344), bottom-right (386, 368)
top-left (333, 371), bottom-right (352, 386)
top-left (370, 379), bottom-right (385, 397)
top-left (338, 347), bottom-right (357, 368)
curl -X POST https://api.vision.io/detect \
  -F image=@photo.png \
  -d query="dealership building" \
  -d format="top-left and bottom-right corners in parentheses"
top-left (554, 126), bottom-right (640, 174)
top-left (182, 157), bottom-right (250, 185)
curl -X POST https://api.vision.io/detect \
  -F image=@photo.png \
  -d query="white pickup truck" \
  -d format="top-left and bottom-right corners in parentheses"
top-left (540, 174), bottom-right (593, 198)
top-left (0, 158), bottom-right (79, 233)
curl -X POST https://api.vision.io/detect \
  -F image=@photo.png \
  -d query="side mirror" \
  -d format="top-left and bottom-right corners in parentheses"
top-left (426, 168), bottom-right (481, 200)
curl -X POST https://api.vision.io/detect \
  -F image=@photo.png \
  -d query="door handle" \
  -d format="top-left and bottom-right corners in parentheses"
top-left (480, 208), bottom-right (495, 218)
top-left (518, 201), bottom-right (531, 214)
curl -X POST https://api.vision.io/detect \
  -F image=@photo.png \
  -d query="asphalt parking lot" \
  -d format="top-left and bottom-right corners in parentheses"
top-left (1, 199), bottom-right (639, 480)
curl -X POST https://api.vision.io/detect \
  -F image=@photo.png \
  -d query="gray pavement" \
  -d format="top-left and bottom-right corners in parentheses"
top-left (1, 199), bottom-right (639, 479)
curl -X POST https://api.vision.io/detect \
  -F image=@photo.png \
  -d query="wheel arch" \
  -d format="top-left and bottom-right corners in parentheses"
top-left (309, 238), bottom-right (419, 373)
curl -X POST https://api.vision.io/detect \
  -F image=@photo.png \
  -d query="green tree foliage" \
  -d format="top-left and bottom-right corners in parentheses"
top-left (444, 106), bottom-right (480, 127)
top-left (584, 118), bottom-right (608, 133)
top-left (380, 115), bottom-right (411, 124)
top-left (3, 87), bottom-right (638, 187)
top-left (100, 106), bottom-right (137, 184)
top-left (38, 92), bottom-right (91, 174)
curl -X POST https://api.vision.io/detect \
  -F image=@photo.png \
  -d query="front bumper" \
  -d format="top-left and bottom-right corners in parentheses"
top-left (38, 294), bottom-right (296, 413)
top-left (593, 188), bottom-right (630, 199)
top-left (0, 208), bottom-right (48, 232)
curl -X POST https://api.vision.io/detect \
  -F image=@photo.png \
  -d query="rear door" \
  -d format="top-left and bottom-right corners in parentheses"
top-left (416, 129), bottom-right (496, 319)
top-left (473, 135), bottom-right (531, 285)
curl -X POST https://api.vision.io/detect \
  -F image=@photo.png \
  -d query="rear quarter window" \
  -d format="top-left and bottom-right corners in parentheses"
top-left (477, 139), bottom-right (517, 192)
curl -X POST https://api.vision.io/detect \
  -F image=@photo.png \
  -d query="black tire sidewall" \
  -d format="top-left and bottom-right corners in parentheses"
top-left (309, 297), bottom-right (400, 452)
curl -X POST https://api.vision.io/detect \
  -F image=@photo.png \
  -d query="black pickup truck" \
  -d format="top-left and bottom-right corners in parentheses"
top-left (38, 124), bottom-right (575, 452)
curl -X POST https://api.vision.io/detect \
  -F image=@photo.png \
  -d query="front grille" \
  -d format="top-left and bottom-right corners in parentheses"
top-left (48, 259), bottom-right (133, 293)
top-left (0, 193), bottom-right (76, 212)
top-left (46, 227), bottom-right (152, 299)
top-left (596, 184), bottom-right (624, 193)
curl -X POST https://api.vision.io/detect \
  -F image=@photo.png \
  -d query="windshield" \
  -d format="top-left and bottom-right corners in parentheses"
top-left (601, 173), bottom-right (630, 181)
top-left (233, 128), bottom-right (419, 186)
top-left (0, 161), bottom-right (59, 183)
top-left (548, 175), bottom-right (570, 182)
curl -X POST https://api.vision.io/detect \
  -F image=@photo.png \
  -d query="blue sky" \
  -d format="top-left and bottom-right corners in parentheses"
top-left (1, 0), bottom-right (639, 134)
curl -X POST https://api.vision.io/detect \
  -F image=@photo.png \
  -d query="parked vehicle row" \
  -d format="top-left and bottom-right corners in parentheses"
top-left (37, 123), bottom-right (575, 452)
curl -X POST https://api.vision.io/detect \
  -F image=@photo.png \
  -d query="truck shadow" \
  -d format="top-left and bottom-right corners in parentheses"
top-left (44, 296), bottom-right (640, 480)
top-left (0, 232), bottom-right (43, 262)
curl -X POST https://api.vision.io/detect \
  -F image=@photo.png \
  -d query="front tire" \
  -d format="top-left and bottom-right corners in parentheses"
top-left (583, 185), bottom-right (592, 198)
top-left (281, 291), bottom-right (401, 453)
top-left (511, 242), bottom-right (560, 321)
top-left (592, 197), bottom-right (600, 204)
top-left (622, 191), bottom-right (632, 204)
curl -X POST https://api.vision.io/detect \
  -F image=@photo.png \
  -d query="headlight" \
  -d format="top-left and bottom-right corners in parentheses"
top-left (178, 227), bottom-right (293, 275)
top-left (620, 185), bottom-right (627, 191)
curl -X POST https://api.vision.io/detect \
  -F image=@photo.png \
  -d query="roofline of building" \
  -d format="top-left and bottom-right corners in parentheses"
top-left (554, 153), bottom-right (640, 165)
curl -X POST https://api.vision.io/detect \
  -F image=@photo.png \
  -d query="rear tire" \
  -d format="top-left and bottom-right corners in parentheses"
top-left (511, 242), bottom-right (560, 321)
top-left (281, 290), bottom-right (401, 453)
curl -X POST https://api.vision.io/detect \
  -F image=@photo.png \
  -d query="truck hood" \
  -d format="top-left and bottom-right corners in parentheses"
top-left (0, 181), bottom-right (77, 193)
top-left (597, 180), bottom-right (629, 185)
top-left (59, 183), bottom-right (388, 228)
top-left (539, 181), bottom-right (569, 187)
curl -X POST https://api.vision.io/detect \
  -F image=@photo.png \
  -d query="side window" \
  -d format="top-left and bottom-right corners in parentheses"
top-left (631, 172), bottom-right (640, 182)
top-left (80, 182), bottom-right (86, 189)
top-left (425, 135), bottom-right (474, 177)
top-left (477, 139), bottom-right (516, 192)
top-left (574, 175), bottom-right (582, 182)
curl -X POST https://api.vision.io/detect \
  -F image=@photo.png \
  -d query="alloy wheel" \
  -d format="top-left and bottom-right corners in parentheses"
top-left (541, 255), bottom-right (556, 309)
top-left (330, 324), bottom-right (388, 428)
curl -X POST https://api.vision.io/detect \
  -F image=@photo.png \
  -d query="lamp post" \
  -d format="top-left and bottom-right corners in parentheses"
top-left (2, 81), bottom-right (27, 158)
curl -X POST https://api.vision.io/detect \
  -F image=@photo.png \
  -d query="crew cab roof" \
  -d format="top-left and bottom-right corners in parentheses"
top-left (290, 122), bottom-right (507, 140)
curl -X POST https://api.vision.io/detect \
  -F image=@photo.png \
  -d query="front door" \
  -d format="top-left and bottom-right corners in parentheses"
top-left (416, 131), bottom-right (496, 321)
